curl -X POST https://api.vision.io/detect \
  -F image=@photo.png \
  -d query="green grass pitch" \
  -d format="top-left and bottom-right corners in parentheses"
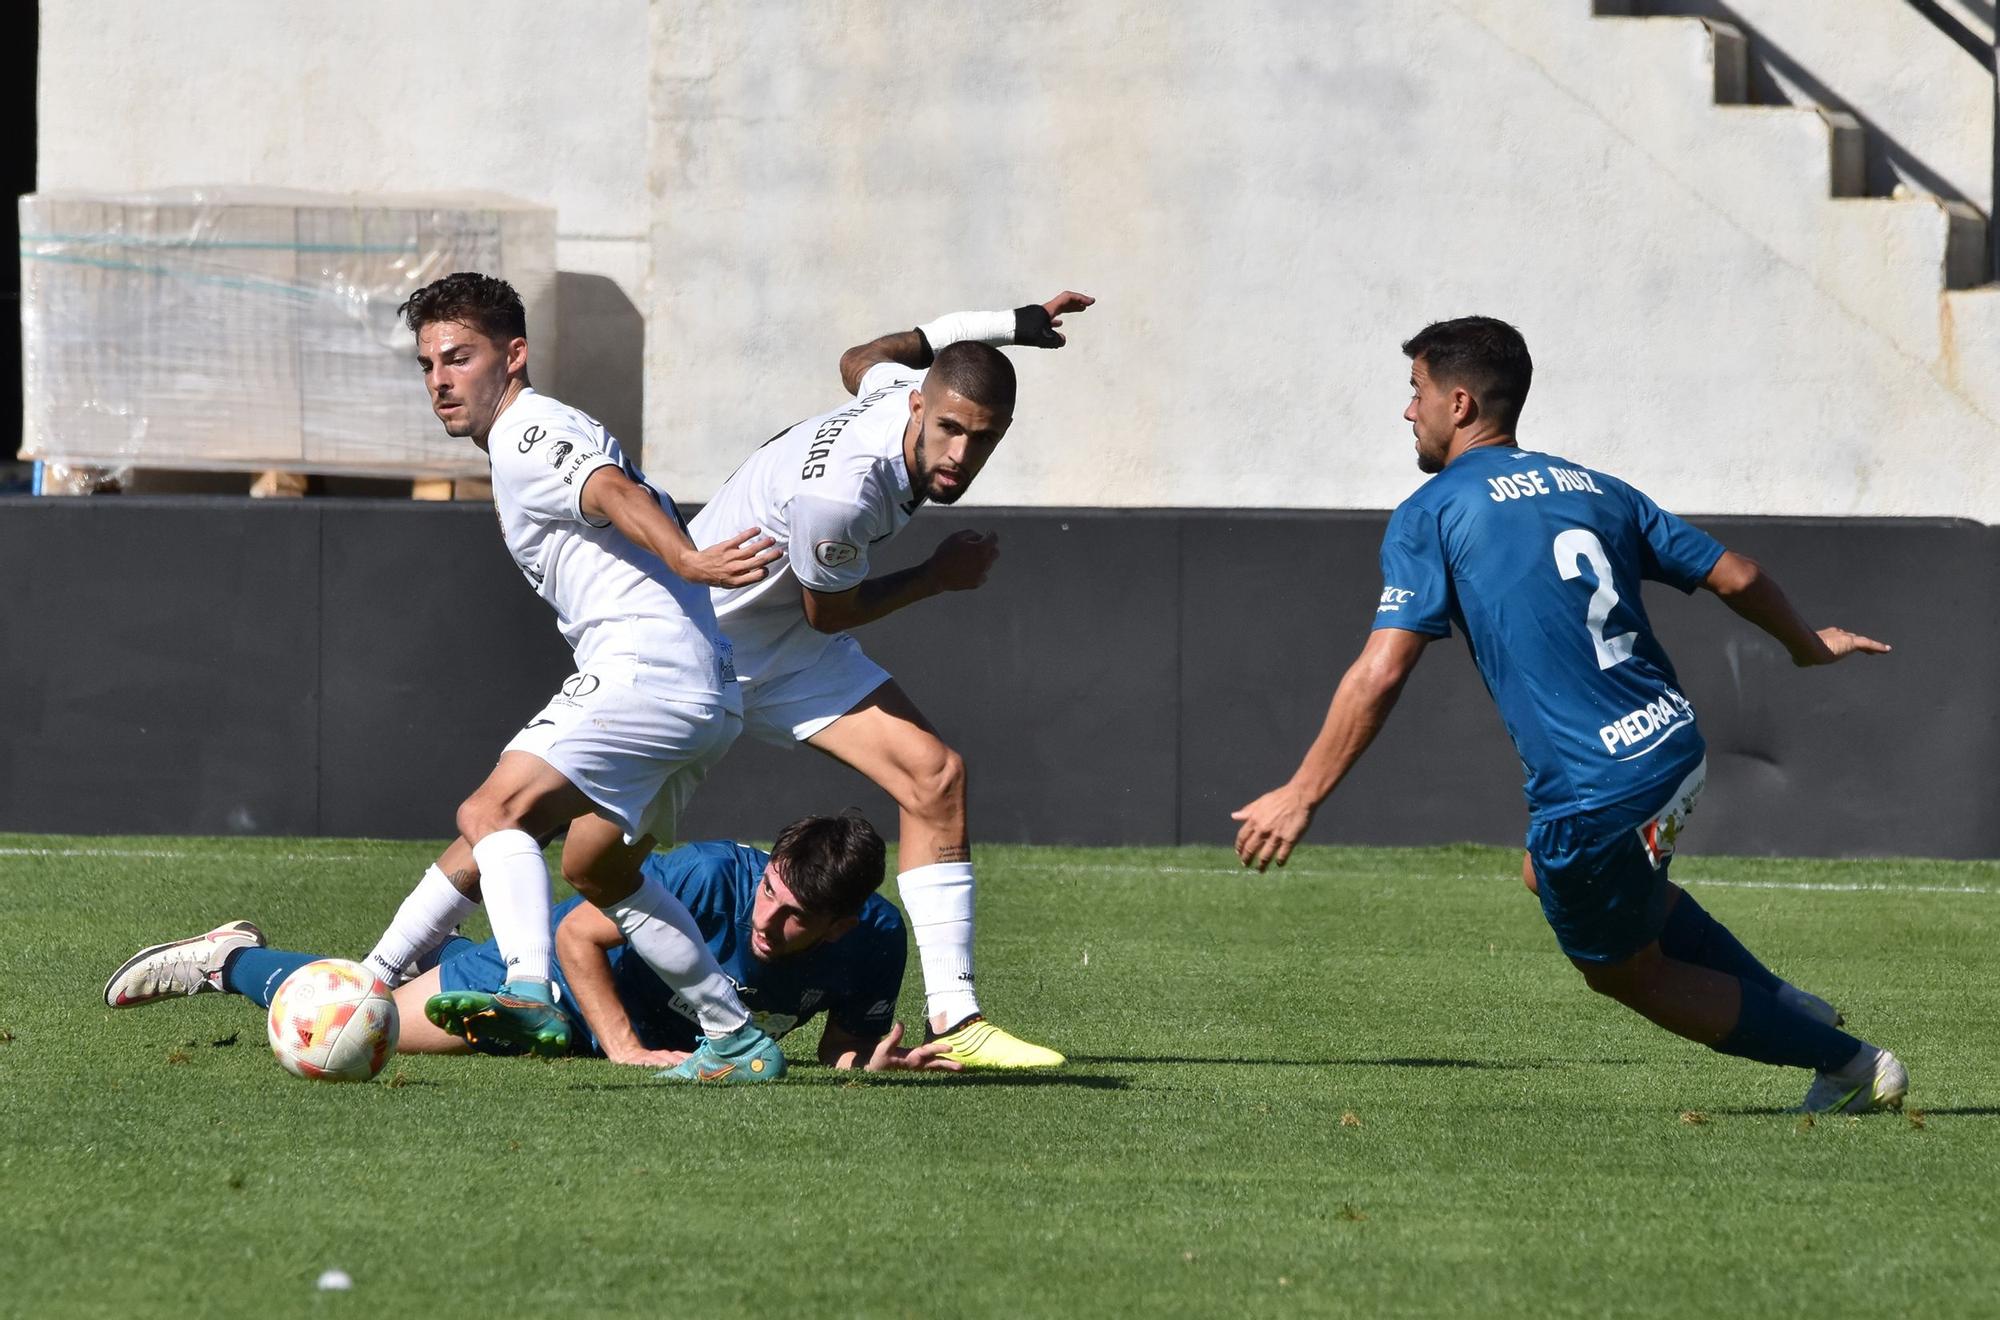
top-left (3, 835), bottom-right (1998, 1317)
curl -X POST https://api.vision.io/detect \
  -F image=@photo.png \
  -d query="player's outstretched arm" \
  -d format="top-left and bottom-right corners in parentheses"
top-left (1703, 551), bottom-right (1891, 666)
top-left (553, 903), bottom-right (689, 1068)
top-left (1232, 628), bottom-right (1432, 871)
top-left (837, 291), bottom-right (1096, 394)
top-left (818, 1019), bottom-right (963, 1072)
top-left (580, 466), bottom-right (781, 589)
top-left (801, 530), bottom-right (999, 634)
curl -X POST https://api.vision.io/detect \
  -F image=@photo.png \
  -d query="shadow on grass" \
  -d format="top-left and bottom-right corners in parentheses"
top-left (563, 1072), bottom-right (1130, 1092)
top-left (1066, 1054), bottom-right (1568, 1070)
top-left (1712, 1106), bottom-right (2000, 1118)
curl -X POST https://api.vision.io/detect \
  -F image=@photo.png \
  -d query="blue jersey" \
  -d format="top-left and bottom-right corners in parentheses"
top-left (1372, 446), bottom-right (1725, 823)
top-left (548, 841), bottom-right (905, 1054)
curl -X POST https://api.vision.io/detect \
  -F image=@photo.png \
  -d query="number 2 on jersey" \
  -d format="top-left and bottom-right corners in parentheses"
top-left (1553, 529), bottom-right (1636, 669)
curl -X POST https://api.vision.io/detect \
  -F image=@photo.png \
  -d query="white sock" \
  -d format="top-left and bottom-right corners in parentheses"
top-left (604, 876), bottom-right (749, 1035)
top-left (471, 830), bottom-right (553, 985)
top-left (364, 865), bottom-right (478, 986)
top-left (898, 861), bottom-right (979, 1027)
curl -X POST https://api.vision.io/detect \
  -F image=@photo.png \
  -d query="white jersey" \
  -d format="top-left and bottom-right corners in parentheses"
top-left (689, 362), bottom-right (924, 685)
top-left (486, 388), bottom-right (733, 700)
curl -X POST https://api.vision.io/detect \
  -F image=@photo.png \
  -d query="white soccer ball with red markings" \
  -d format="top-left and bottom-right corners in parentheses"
top-left (266, 958), bottom-right (399, 1082)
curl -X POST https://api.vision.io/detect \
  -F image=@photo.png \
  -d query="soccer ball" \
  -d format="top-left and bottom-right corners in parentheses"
top-left (266, 958), bottom-right (399, 1082)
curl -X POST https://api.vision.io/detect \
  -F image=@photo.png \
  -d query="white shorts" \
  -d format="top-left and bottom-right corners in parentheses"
top-left (740, 634), bottom-right (892, 747)
top-left (503, 662), bottom-right (744, 844)
top-left (1636, 758), bottom-right (1707, 869)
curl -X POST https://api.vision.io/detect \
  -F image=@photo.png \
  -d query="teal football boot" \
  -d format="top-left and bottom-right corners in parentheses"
top-left (653, 1022), bottom-right (787, 1084)
top-left (425, 980), bottom-right (572, 1058)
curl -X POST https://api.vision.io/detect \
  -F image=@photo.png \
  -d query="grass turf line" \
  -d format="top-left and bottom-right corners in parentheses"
top-left (2, 836), bottom-right (1996, 1317)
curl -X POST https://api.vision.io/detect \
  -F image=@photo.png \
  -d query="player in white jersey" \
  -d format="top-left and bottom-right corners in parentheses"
top-left (687, 291), bottom-right (1094, 1070)
top-left (360, 272), bottom-right (789, 1083)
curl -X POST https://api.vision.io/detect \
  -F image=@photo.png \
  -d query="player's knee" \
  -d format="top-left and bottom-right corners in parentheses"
top-left (455, 798), bottom-right (492, 843)
top-left (558, 857), bottom-right (608, 904)
top-left (908, 747), bottom-right (966, 819)
top-left (1575, 958), bottom-right (1634, 1001)
top-left (456, 794), bottom-right (521, 844)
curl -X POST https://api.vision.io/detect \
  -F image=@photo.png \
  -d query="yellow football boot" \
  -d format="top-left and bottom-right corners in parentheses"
top-left (927, 1014), bottom-right (1066, 1069)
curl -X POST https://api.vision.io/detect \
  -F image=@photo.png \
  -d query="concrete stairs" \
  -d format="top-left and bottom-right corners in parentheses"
top-left (1463, 1), bottom-right (2000, 433)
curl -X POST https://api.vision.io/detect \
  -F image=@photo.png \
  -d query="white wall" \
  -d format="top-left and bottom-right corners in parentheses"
top-left (34, 0), bottom-right (2000, 518)
top-left (647, 0), bottom-right (2000, 519)
top-left (36, 0), bottom-right (651, 449)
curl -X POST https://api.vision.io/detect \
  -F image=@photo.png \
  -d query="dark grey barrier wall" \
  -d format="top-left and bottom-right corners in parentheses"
top-left (1, 499), bottom-right (1991, 857)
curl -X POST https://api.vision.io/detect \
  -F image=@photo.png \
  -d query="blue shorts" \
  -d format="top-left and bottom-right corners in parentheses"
top-left (435, 937), bottom-right (592, 1056)
top-left (1527, 761), bottom-right (1707, 964)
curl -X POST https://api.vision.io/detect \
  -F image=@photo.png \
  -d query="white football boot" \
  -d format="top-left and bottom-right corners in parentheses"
top-left (1776, 983), bottom-right (1844, 1028)
top-left (103, 921), bottom-right (265, 1007)
top-left (1799, 1046), bottom-right (1909, 1115)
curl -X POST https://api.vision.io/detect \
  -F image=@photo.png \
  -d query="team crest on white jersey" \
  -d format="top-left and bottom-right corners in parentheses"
top-left (816, 540), bottom-right (860, 569)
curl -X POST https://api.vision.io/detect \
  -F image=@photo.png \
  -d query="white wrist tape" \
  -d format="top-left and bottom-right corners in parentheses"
top-left (916, 309), bottom-right (1017, 352)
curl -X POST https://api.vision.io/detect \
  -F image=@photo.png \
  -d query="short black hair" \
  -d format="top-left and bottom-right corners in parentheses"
top-left (399, 272), bottom-right (527, 345)
top-left (768, 812), bottom-right (887, 917)
top-left (928, 341), bottom-right (1016, 416)
top-left (1401, 316), bottom-right (1533, 425)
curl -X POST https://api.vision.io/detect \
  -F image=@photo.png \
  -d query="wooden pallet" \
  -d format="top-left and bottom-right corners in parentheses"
top-left (32, 463), bottom-right (490, 500)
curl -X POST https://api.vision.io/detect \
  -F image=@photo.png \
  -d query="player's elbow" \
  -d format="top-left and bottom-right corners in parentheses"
top-left (1704, 550), bottom-right (1763, 599)
top-left (837, 346), bottom-right (872, 395)
top-left (1352, 650), bottom-right (1418, 703)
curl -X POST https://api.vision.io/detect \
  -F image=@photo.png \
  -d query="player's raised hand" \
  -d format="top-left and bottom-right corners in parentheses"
top-left (683, 527), bottom-right (781, 588)
top-left (929, 529), bottom-right (1000, 592)
top-left (862, 1022), bottom-right (964, 1073)
top-left (1231, 785), bottom-right (1316, 872)
top-left (1801, 627), bottom-right (1891, 666)
top-left (1018, 291), bottom-right (1095, 348)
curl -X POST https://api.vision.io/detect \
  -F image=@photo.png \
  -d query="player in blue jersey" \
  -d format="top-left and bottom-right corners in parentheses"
top-left (103, 814), bottom-right (960, 1074)
top-left (1231, 316), bottom-right (1906, 1114)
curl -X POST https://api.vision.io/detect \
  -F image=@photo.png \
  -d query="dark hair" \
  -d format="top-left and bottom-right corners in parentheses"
top-left (398, 272), bottom-right (528, 344)
top-left (1401, 316), bottom-right (1533, 425)
top-left (928, 340), bottom-right (1017, 415)
top-left (768, 812), bottom-right (887, 917)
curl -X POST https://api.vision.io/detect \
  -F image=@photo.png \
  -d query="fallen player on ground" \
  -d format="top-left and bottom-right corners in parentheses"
top-left (104, 814), bottom-right (958, 1074)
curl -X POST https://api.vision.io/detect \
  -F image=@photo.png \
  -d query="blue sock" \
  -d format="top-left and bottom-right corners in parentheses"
top-left (222, 948), bottom-right (322, 1009)
top-left (1715, 979), bottom-right (1863, 1072)
top-left (1659, 892), bottom-right (1782, 994)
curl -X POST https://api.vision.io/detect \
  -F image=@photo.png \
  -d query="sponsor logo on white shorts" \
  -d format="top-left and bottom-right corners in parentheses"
top-left (1636, 761), bottom-right (1706, 869)
top-left (816, 540), bottom-right (859, 569)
